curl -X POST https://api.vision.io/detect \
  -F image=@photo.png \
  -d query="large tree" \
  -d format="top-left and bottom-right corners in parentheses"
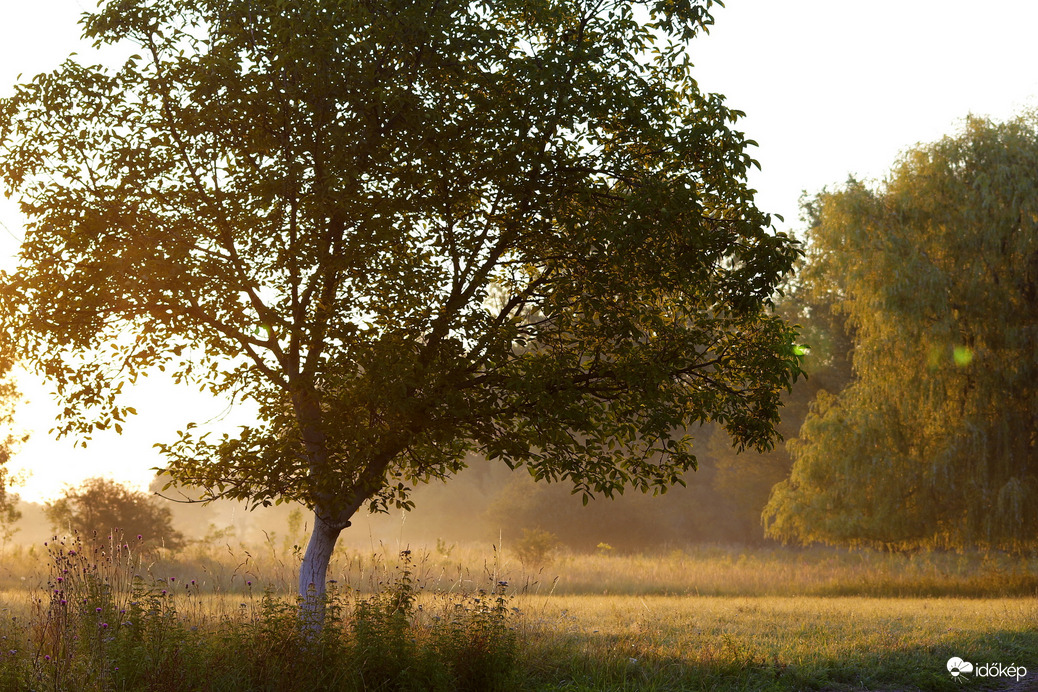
top-left (0, 0), bottom-right (801, 608)
top-left (765, 115), bottom-right (1038, 551)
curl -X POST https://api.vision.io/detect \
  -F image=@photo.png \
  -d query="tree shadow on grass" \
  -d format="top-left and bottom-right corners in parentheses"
top-left (525, 626), bottom-right (1038, 691)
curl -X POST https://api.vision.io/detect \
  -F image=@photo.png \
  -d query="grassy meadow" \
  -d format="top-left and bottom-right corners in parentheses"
top-left (0, 536), bottom-right (1033, 690)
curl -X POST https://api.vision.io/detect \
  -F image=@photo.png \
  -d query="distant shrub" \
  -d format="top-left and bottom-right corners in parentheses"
top-left (514, 529), bottom-right (559, 567)
top-left (45, 477), bottom-right (185, 552)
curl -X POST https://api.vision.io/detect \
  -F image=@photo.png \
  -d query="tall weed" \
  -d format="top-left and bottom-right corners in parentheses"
top-left (0, 540), bottom-right (519, 691)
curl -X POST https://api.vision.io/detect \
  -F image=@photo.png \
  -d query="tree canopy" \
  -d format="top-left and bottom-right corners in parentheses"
top-left (0, 0), bottom-right (802, 602)
top-left (46, 476), bottom-right (185, 551)
top-left (765, 115), bottom-right (1038, 552)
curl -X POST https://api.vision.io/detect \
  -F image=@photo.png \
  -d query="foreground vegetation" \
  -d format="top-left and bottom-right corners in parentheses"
top-left (0, 536), bottom-right (1033, 690)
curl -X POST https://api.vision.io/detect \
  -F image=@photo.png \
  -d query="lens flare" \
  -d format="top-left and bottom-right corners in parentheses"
top-left (953, 346), bottom-right (973, 367)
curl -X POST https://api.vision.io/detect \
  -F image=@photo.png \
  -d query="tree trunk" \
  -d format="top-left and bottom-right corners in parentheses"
top-left (298, 511), bottom-right (345, 631)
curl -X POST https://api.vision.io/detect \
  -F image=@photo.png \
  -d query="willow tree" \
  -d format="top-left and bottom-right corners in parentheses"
top-left (766, 115), bottom-right (1038, 551)
top-left (0, 0), bottom-right (802, 607)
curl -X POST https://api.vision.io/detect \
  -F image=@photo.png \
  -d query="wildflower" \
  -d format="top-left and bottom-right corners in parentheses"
top-left (96, 607), bottom-right (102, 613)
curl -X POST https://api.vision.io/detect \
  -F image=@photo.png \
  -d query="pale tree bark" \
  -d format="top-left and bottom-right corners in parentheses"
top-left (298, 510), bottom-right (349, 630)
top-left (292, 389), bottom-right (349, 629)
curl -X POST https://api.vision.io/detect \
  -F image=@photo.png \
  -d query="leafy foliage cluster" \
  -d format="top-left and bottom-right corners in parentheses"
top-left (766, 115), bottom-right (1038, 551)
top-left (485, 291), bottom-right (853, 550)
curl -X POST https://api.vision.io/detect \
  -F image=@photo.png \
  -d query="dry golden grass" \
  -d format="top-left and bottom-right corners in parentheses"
top-left (513, 594), bottom-right (1038, 690)
top-left (0, 538), bottom-right (1034, 689)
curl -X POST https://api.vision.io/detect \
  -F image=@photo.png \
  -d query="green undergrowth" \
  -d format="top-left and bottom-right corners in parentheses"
top-left (0, 535), bottom-right (519, 691)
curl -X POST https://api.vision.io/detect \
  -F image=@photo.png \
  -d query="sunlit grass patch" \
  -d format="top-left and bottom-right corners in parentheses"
top-left (520, 544), bottom-right (1038, 598)
top-left (518, 595), bottom-right (1038, 690)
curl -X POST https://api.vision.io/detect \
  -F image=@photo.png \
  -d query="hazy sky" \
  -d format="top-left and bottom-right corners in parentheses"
top-left (2, 0), bottom-right (1037, 502)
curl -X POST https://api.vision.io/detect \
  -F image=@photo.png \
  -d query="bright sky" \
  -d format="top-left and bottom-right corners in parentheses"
top-left (2, 0), bottom-right (1037, 502)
